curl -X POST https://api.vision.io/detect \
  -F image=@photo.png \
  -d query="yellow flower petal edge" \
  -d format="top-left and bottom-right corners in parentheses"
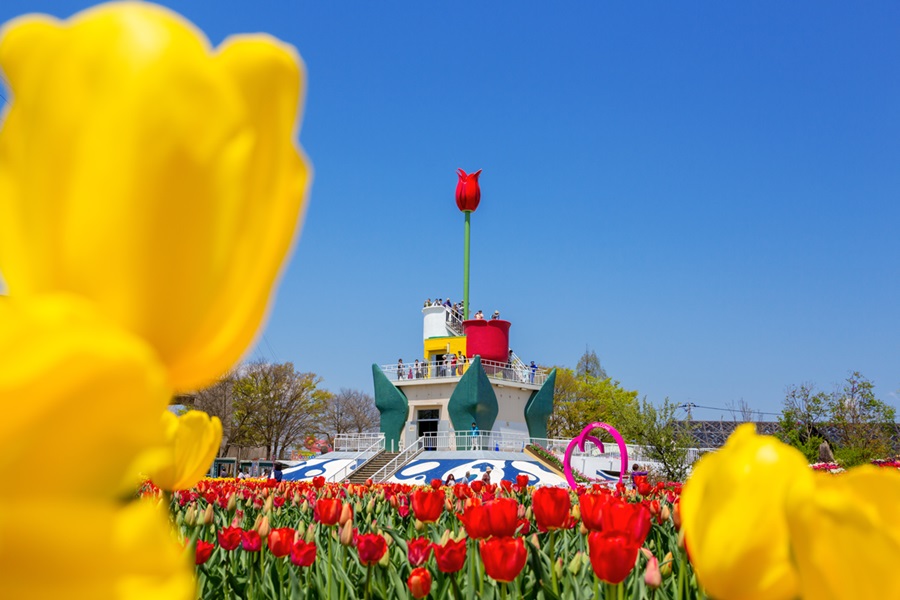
top-left (0, 497), bottom-right (193, 600)
top-left (0, 294), bottom-right (170, 499)
top-left (150, 410), bottom-right (223, 492)
top-left (681, 423), bottom-right (812, 600)
top-left (786, 466), bottom-right (900, 600)
top-left (0, 2), bottom-right (312, 391)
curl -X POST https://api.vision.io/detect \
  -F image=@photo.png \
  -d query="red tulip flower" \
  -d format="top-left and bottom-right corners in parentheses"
top-left (411, 488), bottom-right (445, 523)
top-left (486, 498), bottom-right (520, 538)
top-left (195, 539), bottom-right (215, 565)
top-left (290, 540), bottom-right (317, 567)
top-left (217, 526), bottom-right (243, 551)
top-left (407, 536), bottom-right (433, 567)
top-left (457, 501), bottom-right (492, 540)
top-left (579, 492), bottom-right (611, 532)
top-left (480, 537), bottom-right (528, 583)
top-left (356, 533), bottom-right (388, 566)
top-left (430, 478), bottom-right (443, 489)
top-left (433, 538), bottom-right (467, 573)
top-left (532, 487), bottom-right (571, 532)
top-left (312, 476), bottom-right (325, 489)
top-left (315, 497), bottom-right (343, 526)
top-left (455, 168), bottom-right (482, 212)
top-left (407, 567), bottom-right (433, 599)
top-left (267, 527), bottom-right (295, 557)
top-left (515, 474), bottom-right (530, 489)
top-left (241, 530), bottom-right (262, 552)
top-left (601, 498), bottom-right (652, 546)
top-left (587, 531), bottom-right (639, 584)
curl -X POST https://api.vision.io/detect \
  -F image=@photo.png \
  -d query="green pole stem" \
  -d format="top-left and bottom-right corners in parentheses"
top-left (463, 211), bottom-right (471, 320)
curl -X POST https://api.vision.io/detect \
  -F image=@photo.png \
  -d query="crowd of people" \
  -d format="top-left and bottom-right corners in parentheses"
top-left (396, 352), bottom-right (469, 380)
top-left (422, 298), bottom-right (504, 323)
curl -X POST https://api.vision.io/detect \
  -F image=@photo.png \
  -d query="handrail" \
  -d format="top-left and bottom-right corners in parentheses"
top-left (370, 437), bottom-right (425, 482)
top-left (381, 358), bottom-right (547, 386)
top-left (326, 436), bottom-right (385, 483)
top-left (333, 432), bottom-right (384, 452)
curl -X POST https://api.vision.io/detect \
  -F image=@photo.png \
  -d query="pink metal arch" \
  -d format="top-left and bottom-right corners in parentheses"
top-left (562, 422), bottom-right (628, 489)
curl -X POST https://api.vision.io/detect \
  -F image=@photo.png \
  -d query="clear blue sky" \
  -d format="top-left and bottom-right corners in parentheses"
top-left (2, 1), bottom-right (898, 420)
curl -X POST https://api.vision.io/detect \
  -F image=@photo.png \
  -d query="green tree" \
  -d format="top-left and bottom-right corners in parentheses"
top-left (232, 361), bottom-right (330, 459)
top-left (576, 347), bottom-right (607, 380)
top-left (828, 372), bottom-right (895, 466)
top-left (547, 367), bottom-right (642, 441)
top-left (637, 397), bottom-right (697, 482)
top-left (777, 383), bottom-right (828, 462)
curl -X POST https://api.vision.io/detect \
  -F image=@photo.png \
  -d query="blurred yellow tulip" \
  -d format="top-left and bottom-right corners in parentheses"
top-left (787, 466), bottom-right (900, 600)
top-left (681, 423), bottom-right (812, 600)
top-left (0, 2), bottom-right (311, 391)
top-left (0, 497), bottom-right (193, 599)
top-left (0, 294), bottom-right (169, 498)
top-left (150, 410), bottom-right (223, 492)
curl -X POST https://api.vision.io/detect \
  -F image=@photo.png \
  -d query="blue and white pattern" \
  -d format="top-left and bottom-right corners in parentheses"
top-left (282, 457), bottom-right (355, 481)
top-left (389, 458), bottom-right (567, 487)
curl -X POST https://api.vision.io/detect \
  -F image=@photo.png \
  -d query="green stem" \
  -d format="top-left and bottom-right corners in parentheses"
top-left (549, 530), bottom-right (558, 595)
top-left (463, 211), bottom-right (471, 320)
top-left (364, 564), bottom-right (372, 600)
top-left (500, 582), bottom-right (508, 600)
top-left (450, 573), bottom-right (462, 600)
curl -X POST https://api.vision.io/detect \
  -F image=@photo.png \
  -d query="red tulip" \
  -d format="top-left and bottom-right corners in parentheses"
top-left (579, 492), bottom-right (611, 532)
top-left (411, 488), bottom-right (445, 523)
top-left (195, 539), bottom-right (215, 565)
top-left (470, 480), bottom-right (484, 494)
top-left (312, 476), bottom-right (325, 489)
top-left (455, 168), bottom-right (482, 212)
top-left (601, 498), bottom-right (651, 546)
top-left (267, 527), bottom-right (295, 557)
top-left (486, 498), bottom-right (519, 538)
top-left (433, 538), bottom-right (467, 573)
top-left (587, 531), bottom-right (639, 584)
top-left (480, 537), bottom-right (528, 583)
top-left (290, 539), bottom-right (317, 567)
top-left (356, 533), bottom-right (388, 566)
top-left (532, 487), bottom-right (571, 532)
top-left (430, 478), bottom-right (443, 489)
top-left (407, 536), bottom-right (432, 567)
top-left (457, 501), bottom-right (492, 540)
top-left (241, 529), bottom-right (262, 552)
top-left (407, 567), bottom-right (433, 599)
top-left (515, 474), bottom-right (530, 489)
top-left (217, 526), bottom-right (243, 551)
top-left (315, 497), bottom-right (343, 526)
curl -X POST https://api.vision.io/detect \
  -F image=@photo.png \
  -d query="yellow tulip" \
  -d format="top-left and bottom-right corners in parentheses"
top-left (150, 410), bottom-right (223, 492)
top-left (681, 423), bottom-right (812, 600)
top-left (786, 466), bottom-right (900, 600)
top-left (0, 294), bottom-right (169, 498)
top-left (0, 2), bottom-right (311, 391)
top-left (0, 497), bottom-right (193, 599)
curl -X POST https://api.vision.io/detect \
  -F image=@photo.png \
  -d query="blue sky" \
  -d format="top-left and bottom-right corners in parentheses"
top-left (2, 1), bottom-right (898, 420)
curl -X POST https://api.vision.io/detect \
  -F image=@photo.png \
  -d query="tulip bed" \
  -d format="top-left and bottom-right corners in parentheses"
top-left (146, 476), bottom-right (699, 599)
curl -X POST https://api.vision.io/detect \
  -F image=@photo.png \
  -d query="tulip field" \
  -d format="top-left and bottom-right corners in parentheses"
top-left (151, 475), bottom-right (695, 600)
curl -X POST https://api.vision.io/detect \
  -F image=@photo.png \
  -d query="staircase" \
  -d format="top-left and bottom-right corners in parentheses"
top-left (347, 451), bottom-right (399, 484)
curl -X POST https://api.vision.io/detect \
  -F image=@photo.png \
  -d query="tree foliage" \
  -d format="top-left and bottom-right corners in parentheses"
top-left (575, 348), bottom-right (607, 380)
top-left (231, 361), bottom-right (330, 459)
top-left (547, 367), bottom-right (642, 441)
top-left (637, 397), bottom-right (697, 482)
top-left (320, 388), bottom-right (379, 442)
top-left (778, 372), bottom-right (896, 466)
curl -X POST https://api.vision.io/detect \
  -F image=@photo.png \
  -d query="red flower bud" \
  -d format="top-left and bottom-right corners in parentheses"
top-left (411, 488), bottom-right (445, 524)
top-left (455, 168), bottom-right (482, 212)
top-left (587, 531), bottom-right (639, 584)
top-left (533, 487), bottom-right (571, 532)
top-left (407, 567), bottom-right (433, 599)
top-left (480, 536), bottom-right (528, 583)
top-left (315, 498), bottom-right (342, 526)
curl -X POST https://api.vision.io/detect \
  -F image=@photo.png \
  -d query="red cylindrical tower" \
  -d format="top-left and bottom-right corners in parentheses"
top-left (462, 319), bottom-right (510, 363)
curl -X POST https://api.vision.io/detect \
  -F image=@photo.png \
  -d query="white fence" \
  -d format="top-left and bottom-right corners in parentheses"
top-left (381, 358), bottom-right (548, 386)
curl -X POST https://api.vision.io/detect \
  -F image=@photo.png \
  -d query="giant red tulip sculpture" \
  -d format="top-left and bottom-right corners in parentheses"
top-left (456, 168), bottom-right (482, 320)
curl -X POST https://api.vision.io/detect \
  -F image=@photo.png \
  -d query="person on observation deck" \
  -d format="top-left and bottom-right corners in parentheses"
top-left (530, 361), bottom-right (537, 383)
top-left (474, 310), bottom-right (484, 320)
top-left (397, 358), bottom-right (404, 380)
top-left (491, 310), bottom-right (500, 320)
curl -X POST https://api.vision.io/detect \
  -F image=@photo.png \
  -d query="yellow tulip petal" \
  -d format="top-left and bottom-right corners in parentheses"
top-left (787, 466), bottom-right (900, 600)
top-left (0, 2), bottom-right (310, 391)
top-left (0, 497), bottom-right (193, 599)
top-left (681, 423), bottom-right (811, 600)
top-left (150, 409), bottom-right (223, 491)
top-left (0, 294), bottom-right (170, 498)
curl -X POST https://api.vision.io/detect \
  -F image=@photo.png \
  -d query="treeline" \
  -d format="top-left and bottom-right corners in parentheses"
top-left (185, 360), bottom-right (379, 460)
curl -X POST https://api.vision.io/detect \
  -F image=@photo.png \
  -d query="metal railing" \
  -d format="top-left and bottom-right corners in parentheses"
top-left (326, 435), bottom-right (386, 483)
top-left (370, 436), bottom-right (425, 482)
top-left (333, 432), bottom-right (385, 452)
top-left (382, 358), bottom-right (548, 386)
